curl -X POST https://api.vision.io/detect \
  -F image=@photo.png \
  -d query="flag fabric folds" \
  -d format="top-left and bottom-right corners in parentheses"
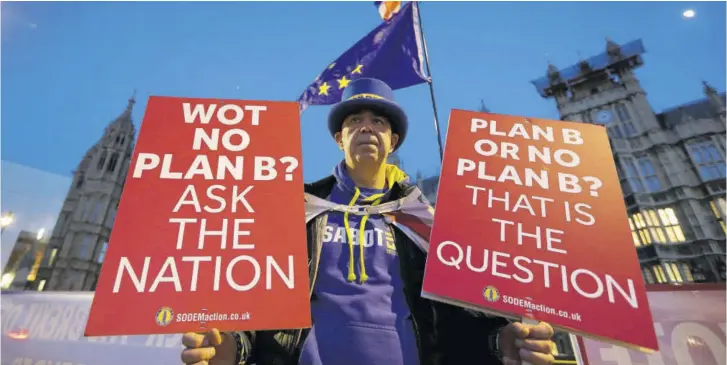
top-left (297, 1), bottom-right (428, 113)
top-left (374, 1), bottom-right (402, 21)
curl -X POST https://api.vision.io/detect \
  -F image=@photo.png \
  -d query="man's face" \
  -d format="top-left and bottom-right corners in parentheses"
top-left (334, 109), bottom-right (400, 163)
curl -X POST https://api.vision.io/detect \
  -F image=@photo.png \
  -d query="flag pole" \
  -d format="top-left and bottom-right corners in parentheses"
top-left (414, 1), bottom-right (444, 162)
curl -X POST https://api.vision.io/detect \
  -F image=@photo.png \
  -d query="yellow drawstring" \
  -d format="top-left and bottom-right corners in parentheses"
top-left (343, 187), bottom-right (384, 284)
top-left (343, 189), bottom-right (360, 282)
top-left (343, 164), bottom-right (410, 284)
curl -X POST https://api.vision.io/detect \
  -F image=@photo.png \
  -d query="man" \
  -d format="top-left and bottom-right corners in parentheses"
top-left (181, 78), bottom-right (555, 365)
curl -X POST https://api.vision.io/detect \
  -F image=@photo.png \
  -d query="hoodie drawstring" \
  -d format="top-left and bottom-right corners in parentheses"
top-left (343, 187), bottom-right (383, 284)
top-left (340, 164), bottom-right (410, 284)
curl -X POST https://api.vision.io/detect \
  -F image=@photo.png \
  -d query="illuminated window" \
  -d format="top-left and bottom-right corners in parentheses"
top-left (710, 197), bottom-right (726, 234)
top-left (642, 267), bottom-right (655, 284)
top-left (665, 262), bottom-right (684, 283)
top-left (657, 208), bottom-right (686, 243)
top-left (628, 218), bottom-right (641, 246)
top-left (688, 141), bottom-right (726, 181)
top-left (629, 208), bottom-right (686, 245)
top-left (652, 265), bottom-right (667, 283)
top-left (49, 248), bottom-right (58, 266)
top-left (680, 263), bottom-right (694, 282)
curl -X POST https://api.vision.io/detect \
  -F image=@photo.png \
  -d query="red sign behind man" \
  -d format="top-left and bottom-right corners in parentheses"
top-left (422, 109), bottom-right (658, 351)
top-left (86, 97), bottom-right (311, 336)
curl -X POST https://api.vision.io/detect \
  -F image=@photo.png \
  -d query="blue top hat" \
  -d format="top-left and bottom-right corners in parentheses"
top-left (327, 78), bottom-right (408, 151)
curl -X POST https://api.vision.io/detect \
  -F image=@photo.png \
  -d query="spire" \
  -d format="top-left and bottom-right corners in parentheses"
top-left (703, 80), bottom-right (717, 95)
top-left (109, 90), bottom-right (136, 128)
top-left (479, 99), bottom-right (490, 113)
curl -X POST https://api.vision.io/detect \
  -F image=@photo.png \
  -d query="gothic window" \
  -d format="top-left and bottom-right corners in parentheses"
top-left (709, 197), bottom-right (726, 234)
top-left (628, 218), bottom-right (641, 247)
top-left (687, 141), bottom-right (726, 182)
top-left (49, 248), bottom-right (58, 266)
top-left (620, 157), bottom-right (644, 193)
top-left (680, 262), bottom-right (694, 282)
top-left (629, 208), bottom-right (686, 245)
top-left (641, 267), bottom-right (655, 284)
top-left (615, 103), bottom-right (636, 136)
top-left (664, 262), bottom-right (684, 283)
top-left (97, 151), bottom-right (108, 170)
top-left (78, 235), bottom-right (92, 260)
top-left (88, 199), bottom-right (103, 223)
top-left (107, 153), bottom-right (120, 173)
top-left (651, 265), bottom-right (667, 283)
top-left (75, 173), bottom-right (85, 188)
top-left (637, 157), bottom-right (661, 192)
top-left (608, 124), bottom-right (623, 139)
top-left (120, 136), bottom-right (125, 146)
top-left (97, 241), bottom-right (108, 264)
top-left (616, 103), bottom-right (630, 121)
top-left (622, 122), bottom-right (636, 136)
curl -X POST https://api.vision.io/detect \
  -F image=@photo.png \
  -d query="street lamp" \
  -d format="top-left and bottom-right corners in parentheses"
top-left (1, 211), bottom-right (15, 233)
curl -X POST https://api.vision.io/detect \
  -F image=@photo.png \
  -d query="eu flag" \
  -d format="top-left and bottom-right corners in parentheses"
top-left (297, 2), bottom-right (428, 113)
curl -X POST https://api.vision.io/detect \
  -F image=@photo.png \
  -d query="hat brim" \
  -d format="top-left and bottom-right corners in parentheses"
top-left (328, 98), bottom-right (408, 151)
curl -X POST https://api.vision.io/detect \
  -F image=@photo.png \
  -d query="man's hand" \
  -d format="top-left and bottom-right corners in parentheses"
top-left (181, 328), bottom-right (238, 365)
top-left (498, 321), bottom-right (555, 365)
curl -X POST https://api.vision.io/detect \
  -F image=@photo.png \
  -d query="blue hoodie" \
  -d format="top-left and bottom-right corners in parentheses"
top-left (298, 161), bottom-right (420, 365)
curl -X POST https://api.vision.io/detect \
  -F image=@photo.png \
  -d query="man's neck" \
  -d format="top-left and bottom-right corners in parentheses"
top-left (346, 159), bottom-right (387, 190)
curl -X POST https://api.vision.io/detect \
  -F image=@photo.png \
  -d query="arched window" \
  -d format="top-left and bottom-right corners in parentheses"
top-left (107, 153), bottom-right (120, 173)
top-left (97, 151), bottom-right (108, 170)
top-left (615, 103), bottom-right (631, 121)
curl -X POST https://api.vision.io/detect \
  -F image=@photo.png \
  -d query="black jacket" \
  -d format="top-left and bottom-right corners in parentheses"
top-left (232, 175), bottom-right (508, 365)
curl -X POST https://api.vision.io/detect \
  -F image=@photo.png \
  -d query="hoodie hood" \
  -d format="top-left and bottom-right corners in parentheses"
top-left (332, 160), bottom-right (410, 199)
top-left (330, 160), bottom-right (410, 283)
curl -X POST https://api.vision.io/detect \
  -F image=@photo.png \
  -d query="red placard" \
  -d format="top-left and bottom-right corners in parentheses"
top-left (422, 109), bottom-right (658, 351)
top-left (85, 96), bottom-right (311, 336)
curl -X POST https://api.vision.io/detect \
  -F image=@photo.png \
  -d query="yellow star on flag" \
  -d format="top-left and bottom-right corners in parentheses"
top-left (337, 76), bottom-right (351, 89)
top-left (352, 64), bottom-right (363, 75)
top-left (319, 82), bottom-right (331, 95)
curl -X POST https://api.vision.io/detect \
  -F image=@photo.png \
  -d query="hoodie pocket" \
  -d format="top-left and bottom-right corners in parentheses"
top-left (317, 321), bottom-right (407, 365)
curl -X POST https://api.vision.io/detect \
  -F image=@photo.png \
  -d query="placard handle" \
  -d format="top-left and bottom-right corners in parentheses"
top-left (520, 317), bottom-right (539, 365)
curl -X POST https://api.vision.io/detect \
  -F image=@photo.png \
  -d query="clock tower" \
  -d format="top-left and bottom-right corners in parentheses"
top-left (533, 38), bottom-right (662, 140)
top-left (531, 38), bottom-right (727, 286)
